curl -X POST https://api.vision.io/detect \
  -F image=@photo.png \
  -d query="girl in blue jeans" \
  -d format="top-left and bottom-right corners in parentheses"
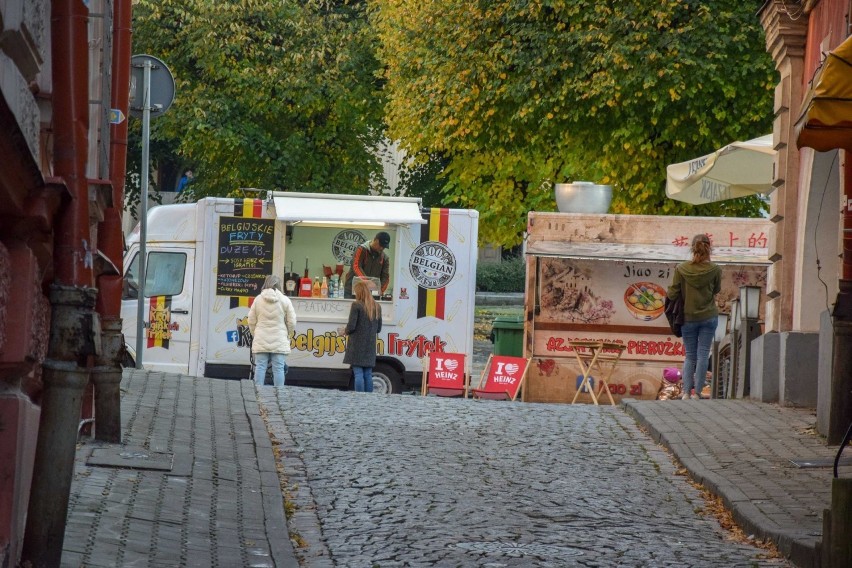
top-left (343, 279), bottom-right (383, 392)
top-left (667, 234), bottom-right (722, 400)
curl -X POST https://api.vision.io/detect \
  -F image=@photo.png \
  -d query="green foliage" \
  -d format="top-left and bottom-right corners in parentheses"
top-left (476, 257), bottom-right (526, 293)
top-left (129, 0), bottom-right (385, 202)
top-left (372, 0), bottom-right (775, 246)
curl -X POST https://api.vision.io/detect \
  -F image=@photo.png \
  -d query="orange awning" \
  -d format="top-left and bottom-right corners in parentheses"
top-left (795, 35), bottom-right (852, 151)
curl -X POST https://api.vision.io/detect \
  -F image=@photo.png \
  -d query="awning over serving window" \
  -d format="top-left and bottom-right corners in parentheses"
top-left (271, 193), bottom-right (425, 225)
top-left (525, 241), bottom-right (770, 265)
top-left (665, 135), bottom-right (776, 204)
top-left (796, 35), bottom-right (852, 152)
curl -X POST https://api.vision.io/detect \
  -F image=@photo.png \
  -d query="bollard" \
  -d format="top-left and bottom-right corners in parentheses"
top-left (91, 318), bottom-right (125, 442)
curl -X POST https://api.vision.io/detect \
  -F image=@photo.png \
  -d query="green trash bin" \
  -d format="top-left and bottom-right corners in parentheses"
top-left (491, 316), bottom-right (524, 357)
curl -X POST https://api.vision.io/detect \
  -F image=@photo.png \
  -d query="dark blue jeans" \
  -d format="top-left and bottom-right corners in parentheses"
top-left (353, 366), bottom-right (373, 392)
top-left (681, 316), bottom-right (717, 396)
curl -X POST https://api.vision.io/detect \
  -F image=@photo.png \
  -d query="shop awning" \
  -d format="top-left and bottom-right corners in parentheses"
top-left (665, 135), bottom-right (776, 204)
top-left (271, 193), bottom-right (425, 225)
top-left (796, 35), bottom-right (852, 152)
top-left (525, 241), bottom-right (770, 265)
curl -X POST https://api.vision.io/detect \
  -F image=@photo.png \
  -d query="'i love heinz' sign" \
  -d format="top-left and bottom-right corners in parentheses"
top-left (428, 352), bottom-right (466, 389)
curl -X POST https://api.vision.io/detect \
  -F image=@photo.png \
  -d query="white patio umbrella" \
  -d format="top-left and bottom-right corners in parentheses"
top-left (666, 135), bottom-right (776, 204)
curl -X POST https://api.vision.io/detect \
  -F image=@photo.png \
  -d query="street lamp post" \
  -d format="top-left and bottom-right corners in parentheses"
top-left (728, 299), bottom-right (741, 399)
top-left (737, 285), bottom-right (762, 398)
top-left (711, 312), bottom-right (729, 399)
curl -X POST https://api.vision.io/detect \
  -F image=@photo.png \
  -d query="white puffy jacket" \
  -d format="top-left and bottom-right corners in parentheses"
top-left (247, 288), bottom-right (297, 354)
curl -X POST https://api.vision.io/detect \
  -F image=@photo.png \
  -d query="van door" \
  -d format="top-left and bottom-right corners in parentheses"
top-left (122, 246), bottom-right (195, 374)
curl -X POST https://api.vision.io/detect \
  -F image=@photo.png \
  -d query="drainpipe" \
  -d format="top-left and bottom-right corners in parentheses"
top-left (91, 0), bottom-right (132, 443)
top-left (829, 151), bottom-right (852, 445)
top-left (21, 1), bottom-right (98, 566)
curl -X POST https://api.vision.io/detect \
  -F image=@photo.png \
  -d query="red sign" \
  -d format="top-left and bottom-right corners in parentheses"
top-left (475, 355), bottom-right (530, 400)
top-left (427, 352), bottom-right (465, 390)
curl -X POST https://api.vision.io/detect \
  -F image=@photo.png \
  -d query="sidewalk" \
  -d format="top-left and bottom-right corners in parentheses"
top-left (63, 369), bottom-right (298, 567)
top-left (623, 399), bottom-right (850, 568)
top-left (62, 370), bottom-right (846, 568)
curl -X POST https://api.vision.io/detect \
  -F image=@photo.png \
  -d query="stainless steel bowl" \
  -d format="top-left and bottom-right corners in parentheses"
top-left (554, 182), bottom-right (613, 214)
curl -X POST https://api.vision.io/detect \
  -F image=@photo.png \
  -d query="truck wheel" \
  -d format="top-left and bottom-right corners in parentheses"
top-left (372, 363), bottom-right (402, 394)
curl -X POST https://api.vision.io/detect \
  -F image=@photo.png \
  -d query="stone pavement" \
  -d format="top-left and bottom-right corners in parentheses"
top-left (63, 369), bottom-right (298, 567)
top-left (623, 399), bottom-right (851, 568)
top-left (261, 387), bottom-right (799, 567)
top-left (61, 369), bottom-right (846, 567)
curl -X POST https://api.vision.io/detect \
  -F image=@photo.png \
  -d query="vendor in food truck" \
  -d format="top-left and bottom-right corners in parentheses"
top-left (344, 231), bottom-right (391, 299)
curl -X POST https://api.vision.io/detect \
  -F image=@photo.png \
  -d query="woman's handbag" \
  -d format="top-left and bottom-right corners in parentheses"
top-left (664, 270), bottom-right (685, 338)
top-left (664, 295), bottom-right (685, 337)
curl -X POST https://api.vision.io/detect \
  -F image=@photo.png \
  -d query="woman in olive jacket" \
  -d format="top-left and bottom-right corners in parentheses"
top-left (343, 279), bottom-right (383, 392)
top-left (667, 234), bottom-right (721, 400)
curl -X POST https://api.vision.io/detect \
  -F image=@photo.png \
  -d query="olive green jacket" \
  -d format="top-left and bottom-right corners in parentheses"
top-left (667, 261), bottom-right (721, 322)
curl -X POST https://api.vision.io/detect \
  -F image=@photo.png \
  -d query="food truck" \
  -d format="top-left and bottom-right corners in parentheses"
top-left (522, 212), bottom-right (772, 403)
top-left (121, 192), bottom-right (479, 393)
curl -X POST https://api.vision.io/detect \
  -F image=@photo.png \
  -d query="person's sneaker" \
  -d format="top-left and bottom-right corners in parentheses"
top-left (681, 393), bottom-right (690, 400)
top-left (691, 394), bottom-right (700, 400)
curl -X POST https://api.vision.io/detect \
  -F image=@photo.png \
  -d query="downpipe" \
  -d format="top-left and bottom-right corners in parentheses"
top-left (21, 0), bottom-right (95, 565)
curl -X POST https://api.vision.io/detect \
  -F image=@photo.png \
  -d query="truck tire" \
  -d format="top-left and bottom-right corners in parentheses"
top-left (372, 362), bottom-right (402, 394)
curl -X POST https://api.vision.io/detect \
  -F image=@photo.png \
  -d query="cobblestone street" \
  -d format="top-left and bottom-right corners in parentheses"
top-left (259, 387), bottom-right (791, 567)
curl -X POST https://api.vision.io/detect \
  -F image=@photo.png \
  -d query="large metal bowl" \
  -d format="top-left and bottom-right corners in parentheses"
top-left (554, 182), bottom-right (613, 214)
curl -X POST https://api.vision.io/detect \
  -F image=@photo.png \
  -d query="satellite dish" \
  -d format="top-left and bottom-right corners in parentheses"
top-left (129, 54), bottom-right (175, 119)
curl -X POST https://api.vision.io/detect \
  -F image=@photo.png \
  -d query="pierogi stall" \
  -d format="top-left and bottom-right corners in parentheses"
top-left (522, 212), bottom-right (771, 403)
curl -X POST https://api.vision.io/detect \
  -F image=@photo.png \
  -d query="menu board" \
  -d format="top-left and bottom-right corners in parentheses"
top-left (216, 217), bottom-right (275, 297)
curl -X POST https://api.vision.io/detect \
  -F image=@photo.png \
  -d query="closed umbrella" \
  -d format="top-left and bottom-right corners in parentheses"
top-left (665, 135), bottom-right (776, 204)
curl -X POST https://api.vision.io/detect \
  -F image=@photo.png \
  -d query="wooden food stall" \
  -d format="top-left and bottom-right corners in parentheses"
top-left (522, 212), bottom-right (772, 404)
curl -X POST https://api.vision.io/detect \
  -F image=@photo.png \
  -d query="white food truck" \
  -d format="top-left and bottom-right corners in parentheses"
top-left (121, 192), bottom-right (479, 393)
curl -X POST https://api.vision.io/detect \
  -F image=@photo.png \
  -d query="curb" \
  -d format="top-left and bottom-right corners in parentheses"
top-left (621, 400), bottom-right (820, 568)
top-left (474, 292), bottom-right (524, 306)
top-left (241, 380), bottom-right (300, 567)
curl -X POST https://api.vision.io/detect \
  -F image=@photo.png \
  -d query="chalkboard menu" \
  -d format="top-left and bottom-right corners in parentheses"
top-left (216, 217), bottom-right (275, 297)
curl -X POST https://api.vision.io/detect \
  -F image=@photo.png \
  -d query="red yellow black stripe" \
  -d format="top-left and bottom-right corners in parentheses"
top-left (234, 198), bottom-right (263, 218)
top-left (146, 295), bottom-right (171, 349)
top-left (417, 208), bottom-right (449, 320)
top-left (230, 198), bottom-right (263, 307)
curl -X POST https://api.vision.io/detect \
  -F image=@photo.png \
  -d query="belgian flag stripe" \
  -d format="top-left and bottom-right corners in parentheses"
top-left (417, 219), bottom-right (430, 318)
top-left (230, 198), bottom-right (264, 306)
top-left (146, 296), bottom-right (171, 349)
top-left (230, 296), bottom-right (252, 309)
top-left (417, 208), bottom-right (450, 320)
top-left (233, 198), bottom-right (263, 218)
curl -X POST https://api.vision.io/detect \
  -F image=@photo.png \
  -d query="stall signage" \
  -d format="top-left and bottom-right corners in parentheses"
top-left (216, 217), bottom-right (274, 297)
top-left (289, 328), bottom-right (448, 359)
top-left (332, 229), bottom-right (367, 264)
top-left (537, 332), bottom-right (685, 361)
top-left (409, 241), bottom-right (456, 289)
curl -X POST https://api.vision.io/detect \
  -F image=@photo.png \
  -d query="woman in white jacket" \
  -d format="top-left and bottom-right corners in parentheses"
top-left (248, 275), bottom-right (297, 386)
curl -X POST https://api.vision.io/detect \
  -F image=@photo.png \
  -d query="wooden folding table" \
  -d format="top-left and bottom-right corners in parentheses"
top-left (568, 340), bottom-right (627, 406)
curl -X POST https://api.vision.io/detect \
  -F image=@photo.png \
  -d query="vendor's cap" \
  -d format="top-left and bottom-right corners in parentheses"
top-left (376, 231), bottom-right (391, 248)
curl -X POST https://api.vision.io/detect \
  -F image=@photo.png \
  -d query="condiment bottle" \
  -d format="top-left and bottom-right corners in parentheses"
top-left (312, 277), bottom-right (321, 297)
top-left (320, 277), bottom-right (329, 298)
top-left (299, 258), bottom-right (312, 297)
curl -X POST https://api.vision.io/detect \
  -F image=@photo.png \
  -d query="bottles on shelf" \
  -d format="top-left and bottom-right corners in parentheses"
top-left (291, 260), bottom-right (345, 299)
top-left (299, 258), bottom-right (312, 297)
